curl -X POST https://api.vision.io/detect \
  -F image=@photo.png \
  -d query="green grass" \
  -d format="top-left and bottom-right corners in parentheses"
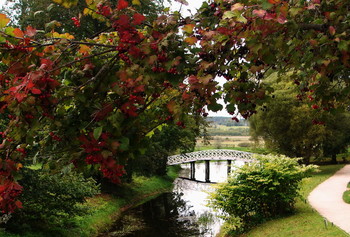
top-left (229, 164), bottom-right (348, 237)
top-left (207, 126), bottom-right (250, 136)
top-left (0, 166), bottom-right (180, 237)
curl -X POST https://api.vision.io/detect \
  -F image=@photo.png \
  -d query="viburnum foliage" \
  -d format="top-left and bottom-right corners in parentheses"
top-left (0, 0), bottom-right (348, 213)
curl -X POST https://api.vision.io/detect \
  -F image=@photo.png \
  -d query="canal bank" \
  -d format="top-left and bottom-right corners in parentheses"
top-left (75, 166), bottom-right (181, 237)
top-left (0, 166), bottom-right (181, 237)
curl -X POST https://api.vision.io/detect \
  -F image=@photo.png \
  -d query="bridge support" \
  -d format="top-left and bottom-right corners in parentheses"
top-left (227, 160), bottom-right (232, 175)
top-left (190, 161), bottom-right (196, 180)
top-left (205, 160), bottom-right (210, 183)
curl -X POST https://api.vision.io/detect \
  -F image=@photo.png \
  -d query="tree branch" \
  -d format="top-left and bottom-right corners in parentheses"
top-left (49, 48), bottom-right (116, 73)
top-left (299, 23), bottom-right (327, 32)
top-left (75, 53), bottom-right (119, 91)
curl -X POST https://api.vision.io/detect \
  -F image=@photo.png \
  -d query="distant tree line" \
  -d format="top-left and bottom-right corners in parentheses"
top-left (206, 116), bottom-right (249, 127)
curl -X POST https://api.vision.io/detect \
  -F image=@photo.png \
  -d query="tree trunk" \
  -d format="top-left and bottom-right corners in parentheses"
top-left (331, 154), bottom-right (337, 164)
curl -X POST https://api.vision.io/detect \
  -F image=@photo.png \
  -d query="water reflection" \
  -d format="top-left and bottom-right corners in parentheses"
top-left (104, 192), bottom-right (202, 237)
top-left (104, 161), bottom-right (243, 236)
top-left (173, 178), bottom-right (223, 236)
top-left (179, 160), bottom-right (245, 183)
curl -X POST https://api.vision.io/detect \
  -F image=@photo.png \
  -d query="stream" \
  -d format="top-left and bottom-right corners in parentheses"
top-left (103, 160), bottom-right (245, 237)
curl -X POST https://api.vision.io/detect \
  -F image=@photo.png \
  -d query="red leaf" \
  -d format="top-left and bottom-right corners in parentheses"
top-left (31, 88), bottom-right (42, 95)
top-left (277, 15), bottom-right (287, 24)
top-left (132, 13), bottom-right (145, 25)
top-left (0, 185), bottom-right (6, 193)
top-left (48, 78), bottom-right (61, 89)
top-left (188, 75), bottom-right (199, 84)
top-left (329, 26), bottom-right (336, 35)
top-left (40, 58), bottom-right (54, 70)
top-left (25, 26), bottom-right (37, 37)
top-left (116, 15), bottom-right (130, 29)
top-left (117, 0), bottom-right (128, 10)
top-left (253, 9), bottom-right (266, 18)
top-left (133, 85), bottom-right (145, 93)
top-left (15, 200), bottom-right (23, 209)
top-left (15, 93), bottom-right (26, 102)
top-left (121, 102), bottom-right (138, 117)
top-left (264, 13), bottom-right (276, 20)
top-left (27, 81), bottom-right (35, 89)
top-left (13, 28), bottom-right (24, 38)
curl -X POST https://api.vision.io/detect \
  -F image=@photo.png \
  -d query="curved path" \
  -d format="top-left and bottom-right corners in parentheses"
top-left (308, 165), bottom-right (350, 234)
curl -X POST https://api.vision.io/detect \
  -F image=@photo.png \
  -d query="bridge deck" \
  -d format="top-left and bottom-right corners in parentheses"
top-left (167, 149), bottom-right (254, 165)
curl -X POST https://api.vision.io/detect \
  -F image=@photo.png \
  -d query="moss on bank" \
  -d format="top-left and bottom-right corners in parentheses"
top-left (0, 166), bottom-right (180, 237)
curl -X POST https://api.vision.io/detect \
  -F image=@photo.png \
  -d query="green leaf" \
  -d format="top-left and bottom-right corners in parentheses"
top-left (223, 11), bottom-right (234, 19)
top-left (4, 27), bottom-right (15, 36)
top-left (93, 126), bottom-right (103, 140)
top-left (262, 1), bottom-right (273, 10)
top-left (236, 15), bottom-right (247, 24)
top-left (338, 40), bottom-right (348, 51)
top-left (208, 103), bottom-right (223, 112)
top-left (119, 137), bottom-right (130, 151)
top-left (139, 148), bottom-right (147, 155)
top-left (223, 11), bottom-right (239, 19)
top-left (226, 104), bottom-right (236, 114)
top-left (289, 7), bottom-right (302, 17)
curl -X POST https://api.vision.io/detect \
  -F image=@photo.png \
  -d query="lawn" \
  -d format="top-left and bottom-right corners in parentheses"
top-left (236, 164), bottom-right (348, 237)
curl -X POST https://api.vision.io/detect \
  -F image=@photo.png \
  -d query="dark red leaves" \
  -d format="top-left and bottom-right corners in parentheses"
top-left (115, 14), bottom-right (130, 29)
top-left (0, 180), bottom-right (23, 213)
top-left (132, 13), bottom-right (145, 25)
top-left (312, 104), bottom-right (319, 109)
top-left (121, 102), bottom-right (138, 117)
top-left (117, 0), bottom-right (128, 10)
top-left (97, 4), bottom-right (112, 16)
top-left (31, 88), bottom-right (41, 95)
top-left (92, 103), bottom-right (114, 121)
top-left (79, 133), bottom-right (125, 183)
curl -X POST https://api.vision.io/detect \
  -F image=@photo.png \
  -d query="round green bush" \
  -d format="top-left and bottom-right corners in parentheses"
top-left (5, 168), bottom-right (100, 232)
top-left (209, 154), bottom-right (318, 234)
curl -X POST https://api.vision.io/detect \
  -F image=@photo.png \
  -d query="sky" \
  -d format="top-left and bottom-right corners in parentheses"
top-left (0, 0), bottom-right (232, 117)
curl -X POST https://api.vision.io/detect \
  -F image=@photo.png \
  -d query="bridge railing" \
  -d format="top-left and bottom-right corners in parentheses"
top-left (167, 149), bottom-right (254, 165)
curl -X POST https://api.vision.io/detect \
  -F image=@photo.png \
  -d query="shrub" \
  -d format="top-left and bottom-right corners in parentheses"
top-left (237, 142), bottom-right (251, 147)
top-left (343, 190), bottom-right (350, 204)
top-left (5, 168), bottom-right (100, 232)
top-left (208, 154), bottom-right (318, 234)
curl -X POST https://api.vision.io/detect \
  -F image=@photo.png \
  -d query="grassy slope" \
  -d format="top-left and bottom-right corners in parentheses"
top-left (237, 164), bottom-right (348, 237)
top-left (0, 166), bottom-right (180, 237)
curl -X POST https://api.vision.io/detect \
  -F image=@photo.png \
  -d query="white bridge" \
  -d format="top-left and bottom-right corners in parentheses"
top-left (167, 149), bottom-right (253, 165)
top-left (167, 149), bottom-right (254, 182)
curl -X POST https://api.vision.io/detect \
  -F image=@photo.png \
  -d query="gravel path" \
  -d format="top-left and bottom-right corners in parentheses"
top-left (308, 165), bottom-right (350, 235)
